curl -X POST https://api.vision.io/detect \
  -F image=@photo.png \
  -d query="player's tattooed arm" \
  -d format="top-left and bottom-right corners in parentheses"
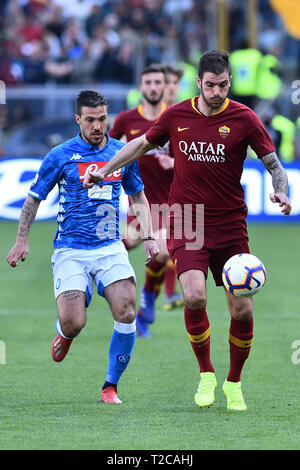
top-left (7, 196), bottom-right (41, 267)
top-left (261, 151), bottom-right (292, 216)
top-left (261, 151), bottom-right (288, 194)
top-left (17, 195), bottom-right (41, 239)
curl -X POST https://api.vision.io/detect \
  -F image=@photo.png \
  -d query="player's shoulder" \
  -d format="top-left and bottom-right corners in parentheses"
top-left (168, 99), bottom-right (192, 111)
top-left (49, 135), bottom-right (80, 155)
top-left (163, 98), bottom-right (196, 117)
top-left (42, 135), bottom-right (89, 167)
top-left (228, 99), bottom-right (258, 117)
top-left (107, 135), bottom-right (125, 151)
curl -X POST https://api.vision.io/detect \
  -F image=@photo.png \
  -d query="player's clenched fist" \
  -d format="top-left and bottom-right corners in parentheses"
top-left (83, 169), bottom-right (105, 188)
top-left (7, 241), bottom-right (29, 267)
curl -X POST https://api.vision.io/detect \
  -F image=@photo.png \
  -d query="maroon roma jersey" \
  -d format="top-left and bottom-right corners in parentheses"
top-left (146, 97), bottom-right (275, 225)
top-left (109, 103), bottom-right (174, 205)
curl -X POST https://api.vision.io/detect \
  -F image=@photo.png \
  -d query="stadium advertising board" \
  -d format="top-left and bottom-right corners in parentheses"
top-left (0, 157), bottom-right (299, 222)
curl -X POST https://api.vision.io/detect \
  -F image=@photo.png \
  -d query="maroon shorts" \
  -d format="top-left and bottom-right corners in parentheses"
top-left (167, 219), bottom-right (250, 286)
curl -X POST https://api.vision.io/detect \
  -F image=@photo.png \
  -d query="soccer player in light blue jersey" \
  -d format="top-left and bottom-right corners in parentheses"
top-left (7, 90), bottom-right (159, 404)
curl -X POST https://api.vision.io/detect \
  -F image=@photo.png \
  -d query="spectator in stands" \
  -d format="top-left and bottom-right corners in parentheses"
top-left (0, 0), bottom-right (298, 139)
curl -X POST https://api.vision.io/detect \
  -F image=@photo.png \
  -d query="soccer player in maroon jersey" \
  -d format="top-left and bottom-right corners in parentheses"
top-left (83, 50), bottom-right (292, 410)
top-left (109, 64), bottom-right (183, 337)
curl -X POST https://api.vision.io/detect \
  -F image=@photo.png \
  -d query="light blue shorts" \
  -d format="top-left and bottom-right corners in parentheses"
top-left (51, 241), bottom-right (136, 306)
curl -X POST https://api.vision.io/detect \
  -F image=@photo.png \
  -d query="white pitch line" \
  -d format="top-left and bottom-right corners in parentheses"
top-left (0, 308), bottom-right (55, 315)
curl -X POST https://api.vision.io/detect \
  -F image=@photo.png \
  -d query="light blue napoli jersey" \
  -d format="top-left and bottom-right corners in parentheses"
top-left (29, 133), bottom-right (144, 249)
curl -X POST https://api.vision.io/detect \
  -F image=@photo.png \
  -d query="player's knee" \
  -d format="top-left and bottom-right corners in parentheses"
top-left (114, 298), bottom-right (136, 324)
top-left (230, 299), bottom-right (253, 321)
top-left (183, 290), bottom-right (207, 310)
top-left (116, 309), bottom-right (135, 324)
top-left (61, 317), bottom-right (86, 338)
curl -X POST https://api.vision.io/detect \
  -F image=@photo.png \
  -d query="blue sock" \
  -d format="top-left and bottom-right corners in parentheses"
top-left (105, 321), bottom-right (136, 386)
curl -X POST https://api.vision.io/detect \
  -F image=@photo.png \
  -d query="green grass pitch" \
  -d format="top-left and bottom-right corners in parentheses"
top-left (0, 220), bottom-right (300, 450)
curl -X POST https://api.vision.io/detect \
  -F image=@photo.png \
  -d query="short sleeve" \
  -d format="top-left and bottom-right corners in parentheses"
top-left (246, 110), bottom-right (275, 159)
top-left (122, 161), bottom-right (144, 195)
top-left (145, 107), bottom-right (171, 147)
top-left (28, 149), bottom-right (63, 200)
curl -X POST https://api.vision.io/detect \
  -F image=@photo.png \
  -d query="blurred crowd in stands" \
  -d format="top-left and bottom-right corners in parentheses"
top-left (2, 0), bottom-right (298, 86)
top-left (0, 0), bottom-right (210, 85)
top-left (0, 0), bottom-right (299, 160)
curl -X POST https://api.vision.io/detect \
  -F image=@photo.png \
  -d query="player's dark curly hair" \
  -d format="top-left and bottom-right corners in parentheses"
top-left (198, 50), bottom-right (231, 79)
top-left (76, 90), bottom-right (108, 115)
top-left (140, 64), bottom-right (166, 82)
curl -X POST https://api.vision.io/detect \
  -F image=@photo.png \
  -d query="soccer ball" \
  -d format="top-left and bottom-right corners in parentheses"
top-left (222, 253), bottom-right (266, 297)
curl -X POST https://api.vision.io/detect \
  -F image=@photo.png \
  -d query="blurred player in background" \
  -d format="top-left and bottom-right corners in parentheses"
top-left (83, 51), bottom-right (292, 411)
top-left (163, 63), bottom-right (184, 107)
top-left (109, 64), bottom-right (183, 338)
top-left (7, 90), bottom-right (158, 404)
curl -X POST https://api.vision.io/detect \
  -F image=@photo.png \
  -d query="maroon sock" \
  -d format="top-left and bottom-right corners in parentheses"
top-left (164, 260), bottom-right (177, 296)
top-left (227, 316), bottom-right (253, 382)
top-left (144, 259), bottom-right (166, 294)
top-left (184, 306), bottom-right (214, 373)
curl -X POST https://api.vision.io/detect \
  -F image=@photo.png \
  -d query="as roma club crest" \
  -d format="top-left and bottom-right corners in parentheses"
top-left (218, 125), bottom-right (230, 138)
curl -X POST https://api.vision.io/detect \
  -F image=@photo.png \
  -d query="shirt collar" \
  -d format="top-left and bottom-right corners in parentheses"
top-left (191, 96), bottom-right (230, 116)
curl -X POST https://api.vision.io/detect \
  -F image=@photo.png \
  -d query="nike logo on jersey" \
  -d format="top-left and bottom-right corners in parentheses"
top-left (71, 153), bottom-right (84, 160)
top-left (130, 129), bottom-right (141, 135)
top-left (177, 127), bottom-right (190, 132)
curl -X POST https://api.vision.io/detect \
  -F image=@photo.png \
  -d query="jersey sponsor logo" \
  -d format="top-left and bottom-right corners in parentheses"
top-left (179, 140), bottom-right (226, 162)
top-left (177, 126), bottom-right (190, 132)
top-left (130, 129), bottom-right (141, 135)
top-left (88, 184), bottom-right (113, 200)
top-left (78, 162), bottom-right (122, 181)
top-left (71, 153), bottom-right (84, 160)
top-left (218, 125), bottom-right (230, 137)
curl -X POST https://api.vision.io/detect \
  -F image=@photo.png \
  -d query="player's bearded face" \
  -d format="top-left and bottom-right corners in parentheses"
top-left (199, 71), bottom-right (231, 110)
top-left (140, 72), bottom-right (165, 106)
top-left (142, 89), bottom-right (164, 105)
top-left (76, 106), bottom-right (108, 147)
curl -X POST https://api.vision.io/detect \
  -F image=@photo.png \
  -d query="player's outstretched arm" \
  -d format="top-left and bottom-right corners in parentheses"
top-left (83, 134), bottom-right (155, 189)
top-left (7, 195), bottom-right (41, 267)
top-left (261, 151), bottom-right (292, 216)
top-left (129, 190), bottom-right (159, 266)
